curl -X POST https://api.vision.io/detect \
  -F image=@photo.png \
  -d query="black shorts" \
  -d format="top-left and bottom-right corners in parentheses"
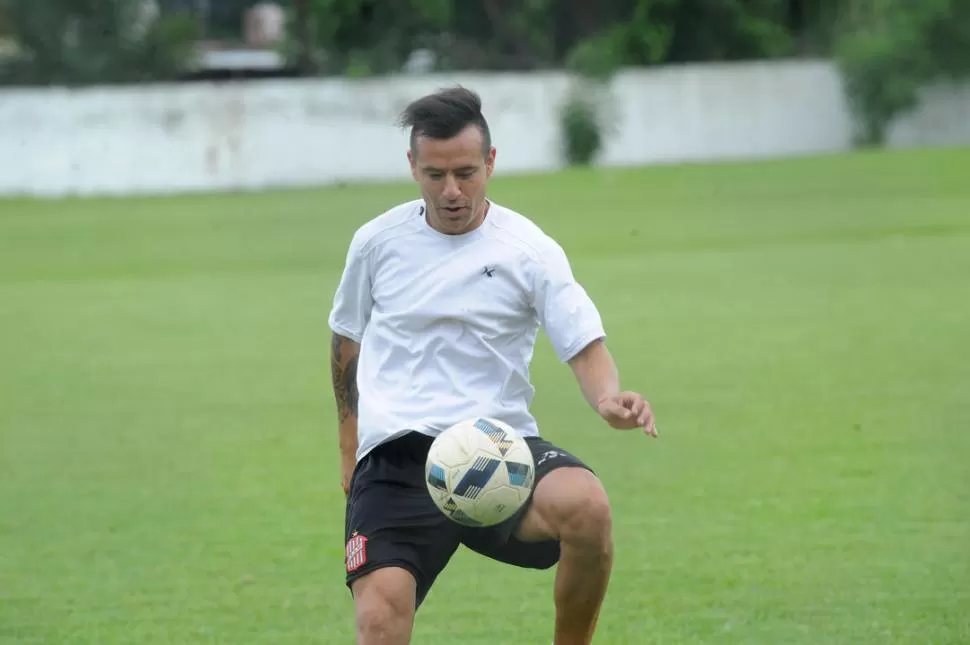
top-left (343, 431), bottom-right (593, 607)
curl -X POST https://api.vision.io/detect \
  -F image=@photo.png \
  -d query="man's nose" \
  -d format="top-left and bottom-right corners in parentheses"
top-left (442, 175), bottom-right (461, 199)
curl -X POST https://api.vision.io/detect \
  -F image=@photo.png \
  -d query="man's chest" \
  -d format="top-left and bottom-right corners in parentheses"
top-left (371, 241), bottom-right (534, 327)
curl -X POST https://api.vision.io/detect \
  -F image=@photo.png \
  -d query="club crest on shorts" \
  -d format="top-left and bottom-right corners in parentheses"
top-left (346, 532), bottom-right (368, 573)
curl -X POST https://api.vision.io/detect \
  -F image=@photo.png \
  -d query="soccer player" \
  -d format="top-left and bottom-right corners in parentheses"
top-left (329, 86), bottom-right (657, 645)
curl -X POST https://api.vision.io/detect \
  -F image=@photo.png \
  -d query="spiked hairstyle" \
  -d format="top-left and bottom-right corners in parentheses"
top-left (399, 86), bottom-right (492, 156)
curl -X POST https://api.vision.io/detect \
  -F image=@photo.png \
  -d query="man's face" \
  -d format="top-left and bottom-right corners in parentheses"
top-left (408, 125), bottom-right (496, 235)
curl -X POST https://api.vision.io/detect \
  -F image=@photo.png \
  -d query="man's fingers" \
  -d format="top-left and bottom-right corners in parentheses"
top-left (637, 405), bottom-right (652, 426)
top-left (600, 399), bottom-right (633, 421)
top-left (631, 398), bottom-right (647, 419)
top-left (619, 391), bottom-right (641, 406)
top-left (611, 403), bottom-right (633, 420)
top-left (628, 396), bottom-right (657, 437)
top-left (619, 394), bottom-right (651, 427)
top-left (601, 394), bottom-right (658, 434)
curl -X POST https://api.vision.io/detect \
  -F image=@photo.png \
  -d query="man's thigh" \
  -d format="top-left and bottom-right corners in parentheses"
top-left (345, 433), bottom-right (463, 608)
top-left (459, 436), bottom-right (594, 569)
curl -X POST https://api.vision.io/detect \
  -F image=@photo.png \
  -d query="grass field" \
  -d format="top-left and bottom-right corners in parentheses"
top-left (2, 146), bottom-right (969, 644)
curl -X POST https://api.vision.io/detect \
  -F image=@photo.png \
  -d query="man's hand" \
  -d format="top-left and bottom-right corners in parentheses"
top-left (567, 340), bottom-right (659, 438)
top-left (596, 391), bottom-right (658, 437)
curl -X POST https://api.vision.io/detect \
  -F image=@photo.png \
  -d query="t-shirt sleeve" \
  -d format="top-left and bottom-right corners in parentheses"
top-left (531, 241), bottom-right (606, 362)
top-left (328, 232), bottom-right (373, 343)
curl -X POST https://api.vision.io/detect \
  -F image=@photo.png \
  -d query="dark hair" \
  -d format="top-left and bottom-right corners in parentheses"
top-left (399, 86), bottom-right (491, 155)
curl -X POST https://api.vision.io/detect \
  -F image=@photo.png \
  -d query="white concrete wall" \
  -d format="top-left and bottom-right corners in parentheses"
top-left (0, 60), bottom-right (967, 197)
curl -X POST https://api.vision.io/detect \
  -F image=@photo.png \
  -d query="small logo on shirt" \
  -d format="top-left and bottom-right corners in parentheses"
top-left (482, 265), bottom-right (496, 278)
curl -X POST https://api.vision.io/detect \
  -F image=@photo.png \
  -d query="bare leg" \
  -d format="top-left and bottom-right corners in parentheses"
top-left (515, 467), bottom-right (614, 645)
top-left (351, 567), bottom-right (417, 645)
top-left (553, 512), bottom-right (613, 644)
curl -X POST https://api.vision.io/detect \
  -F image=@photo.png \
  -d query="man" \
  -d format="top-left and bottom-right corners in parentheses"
top-left (329, 86), bottom-right (657, 645)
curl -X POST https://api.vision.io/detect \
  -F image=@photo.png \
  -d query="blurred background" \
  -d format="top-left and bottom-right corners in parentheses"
top-left (1, 3), bottom-right (968, 645)
top-left (0, 0), bottom-right (968, 195)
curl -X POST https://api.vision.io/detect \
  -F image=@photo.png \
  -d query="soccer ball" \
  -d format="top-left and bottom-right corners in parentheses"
top-left (425, 417), bottom-right (536, 527)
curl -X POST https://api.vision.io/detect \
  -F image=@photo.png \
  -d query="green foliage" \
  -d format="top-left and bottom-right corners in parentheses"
top-left (658, 0), bottom-right (794, 62)
top-left (559, 87), bottom-right (605, 166)
top-left (564, 1), bottom-right (672, 80)
top-left (0, 0), bottom-right (198, 86)
top-left (559, 34), bottom-right (614, 168)
top-left (2, 0), bottom-right (967, 132)
top-left (555, 0), bottom-right (796, 168)
top-left (565, 35), bottom-right (624, 82)
top-left (293, 0), bottom-right (804, 77)
top-left (834, 0), bottom-right (970, 146)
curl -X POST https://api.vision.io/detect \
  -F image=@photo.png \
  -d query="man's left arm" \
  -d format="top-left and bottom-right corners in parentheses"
top-left (532, 241), bottom-right (658, 438)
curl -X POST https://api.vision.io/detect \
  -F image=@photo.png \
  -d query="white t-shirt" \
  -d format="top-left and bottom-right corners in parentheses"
top-left (328, 199), bottom-right (606, 461)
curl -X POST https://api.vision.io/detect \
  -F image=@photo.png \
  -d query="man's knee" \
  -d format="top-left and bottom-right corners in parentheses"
top-left (558, 471), bottom-right (613, 548)
top-left (351, 567), bottom-right (417, 645)
top-left (518, 467), bottom-right (613, 547)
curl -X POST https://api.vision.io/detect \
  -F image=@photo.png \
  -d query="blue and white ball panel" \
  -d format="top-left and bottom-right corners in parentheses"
top-left (504, 460), bottom-right (533, 488)
top-left (453, 455), bottom-right (502, 499)
top-left (427, 463), bottom-right (448, 491)
top-left (473, 418), bottom-right (516, 456)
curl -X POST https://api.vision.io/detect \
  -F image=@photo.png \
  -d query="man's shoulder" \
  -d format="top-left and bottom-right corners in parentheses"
top-left (348, 200), bottom-right (424, 254)
top-left (488, 202), bottom-right (564, 260)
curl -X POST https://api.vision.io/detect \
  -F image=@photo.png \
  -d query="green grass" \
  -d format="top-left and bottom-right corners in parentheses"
top-left (2, 147), bottom-right (969, 644)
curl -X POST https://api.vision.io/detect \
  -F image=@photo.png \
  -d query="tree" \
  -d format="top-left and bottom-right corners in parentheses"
top-left (0, 0), bottom-right (198, 86)
top-left (835, 0), bottom-right (970, 146)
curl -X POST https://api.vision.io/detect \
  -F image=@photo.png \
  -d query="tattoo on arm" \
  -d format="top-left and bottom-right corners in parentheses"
top-left (330, 333), bottom-right (359, 423)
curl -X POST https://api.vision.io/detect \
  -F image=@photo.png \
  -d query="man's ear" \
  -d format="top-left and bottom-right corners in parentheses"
top-left (407, 148), bottom-right (418, 180)
top-left (485, 146), bottom-right (496, 178)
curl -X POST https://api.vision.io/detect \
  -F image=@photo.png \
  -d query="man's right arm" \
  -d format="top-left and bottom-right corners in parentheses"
top-left (331, 332), bottom-right (361, 494)
top-left (328, 229), bottom-right (373, 495)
